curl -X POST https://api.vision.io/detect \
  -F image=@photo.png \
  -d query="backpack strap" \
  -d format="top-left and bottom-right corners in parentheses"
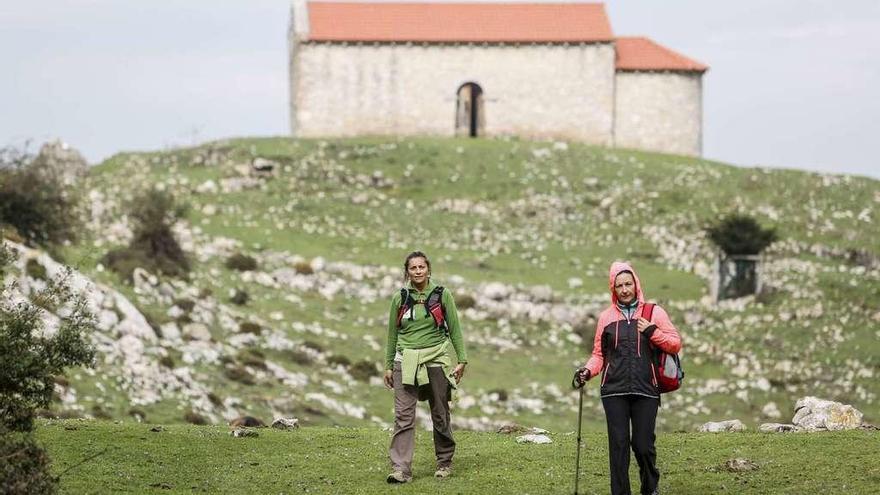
top-left (425, 286), bottom-right (447, 332)
top-left (395, 288), bottom-right (413, 328)
top-left (640, 302), bottom-right (656, 322)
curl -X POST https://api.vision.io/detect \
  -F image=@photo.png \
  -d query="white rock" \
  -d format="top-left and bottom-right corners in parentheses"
top-left (759, 423), bottom-right (801, 433)
top-left (482, 282), bottom-right (510, 301)
top-left (160, 322), bottom-right (181, 341)
top-left (762, 402), bottom-right (781, 419)
top-left (195, 180), bottom-right (218, 194)
top-left (792, 396), bottom-right (864, 431)
top-left (183, 323), bottom-right (212, 341)
top-left (516, 434), bottom-right (552, 444)
top-left (699, 420), bottom-right (746, 433)
top-left (271, 417), bottom-right (300, 430)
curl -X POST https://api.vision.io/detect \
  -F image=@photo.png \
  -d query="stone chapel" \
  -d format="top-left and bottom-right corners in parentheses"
top-left (289, 1), bottom-right (708, 156)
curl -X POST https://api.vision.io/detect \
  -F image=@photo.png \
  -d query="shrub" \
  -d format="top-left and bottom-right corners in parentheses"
top-left (158, 355), bottom-right (175, 369)
top-left (238, 322), bottom-right (261, 334)
top-left (238, 349), bottom-right (267, 370)
top-left (183, 410), bottom-right (208, 425)
top-left (224, 365), bottom-right (255, 385)
top-left (225, 253), bottom-right (258, 272)
top-left (103, 189), bottom-right (190, 281)
top-left (0, 243), bottom-right (96, 432)
top-left (229, 289), bottom-right (250, 306)
top-left (91, 405), bottom-right (113, 420)
top-left (0, 427), bottom-right (58, 495)
top-left (25, 259), bottom-right (47, 280)
top-left (706, 214), bottom-right (778, 256)
top-left (302, 340), bottom-right (325, 353)
top-left (0, 146), bottom-right (80, 248)
top-left (488, 388), bottom-right (509, 402)
top-left (326, 354), bottom-right (351, 367)
top-left (455, 293), bottom-right (477, 310)
top-left (293, 261), bottom-right (314, 275)
top-left (128, 407), bottom-right (147, 422)
top-left (207, 392), bottom-right (224, 407)
top-left (287, 349), bottom-right (313, 366)
top-left (173, 298), bottom-right (195, 313)
top-left (349, 360), bottom-right (378, 382)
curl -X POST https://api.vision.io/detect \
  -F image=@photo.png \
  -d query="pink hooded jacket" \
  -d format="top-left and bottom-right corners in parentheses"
top-left (584, 262), bottom-right (681, 391)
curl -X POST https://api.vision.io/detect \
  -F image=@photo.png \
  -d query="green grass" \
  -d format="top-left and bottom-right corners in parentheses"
top-left (37, 420), bottom-right (880, 494)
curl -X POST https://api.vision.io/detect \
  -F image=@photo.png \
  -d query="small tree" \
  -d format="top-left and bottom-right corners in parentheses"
top-left (706, 214), bottom-right (777, 256)
top-left (103, 189), bottom-right (190, 281)
top-left (0, 244), bottom-right (96, 431)
top-left (0, 146), bottom-right (81, 248)
top-left (0, 241), bottom-right (96, 494)
top-left (706, 214), bottom-right (778, 300)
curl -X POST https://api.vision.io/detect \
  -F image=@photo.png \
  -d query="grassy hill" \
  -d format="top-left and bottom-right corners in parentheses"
top-left (36, 420), bottom-right (880, 494)
top-left (34, 136), bottom-right (878, 435)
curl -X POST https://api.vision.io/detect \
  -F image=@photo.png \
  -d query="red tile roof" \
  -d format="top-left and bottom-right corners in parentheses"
top-left (306, 2), bottom-right (614, 43)
top-left (615, 37), bottom-right (708, 72)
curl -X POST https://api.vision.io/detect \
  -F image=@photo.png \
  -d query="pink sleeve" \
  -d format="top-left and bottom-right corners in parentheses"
top-left (584, 316), bottom-right (605, 378)
top-left (648, 306), bottom-right (681, 353)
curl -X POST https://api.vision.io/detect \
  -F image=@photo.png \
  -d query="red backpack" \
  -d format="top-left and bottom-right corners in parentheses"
top-left (641, 303), bottom-right (683, 393)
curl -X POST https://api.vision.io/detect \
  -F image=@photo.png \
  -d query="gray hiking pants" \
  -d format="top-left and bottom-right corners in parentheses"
top-left (389, 362), bottom-right (455, 475)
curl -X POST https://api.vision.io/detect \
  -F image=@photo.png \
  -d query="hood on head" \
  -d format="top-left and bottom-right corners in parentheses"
top-left (608, 261), bottom-right (644, 306)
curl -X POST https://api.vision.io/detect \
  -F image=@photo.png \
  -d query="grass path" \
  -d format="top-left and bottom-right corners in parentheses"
top-left (38, 420), bottom-right (879, 494)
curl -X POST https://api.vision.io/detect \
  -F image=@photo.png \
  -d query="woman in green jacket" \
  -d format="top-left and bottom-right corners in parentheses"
top-left (384, 251), bottom-right (468, 483)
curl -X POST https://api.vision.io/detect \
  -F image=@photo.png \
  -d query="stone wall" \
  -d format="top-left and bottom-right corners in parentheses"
top-left (290, 42), bottom-right (616, 144)
top-left (613, 71), bottom-right (703, 156)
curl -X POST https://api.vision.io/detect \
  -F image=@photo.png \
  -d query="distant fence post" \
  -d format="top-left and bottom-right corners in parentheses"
top-left (711, 253), bottom-right (763, 301)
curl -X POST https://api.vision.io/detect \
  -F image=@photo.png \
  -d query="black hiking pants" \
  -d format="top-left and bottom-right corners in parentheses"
top-left (602, 395), bottom-right (660, 495)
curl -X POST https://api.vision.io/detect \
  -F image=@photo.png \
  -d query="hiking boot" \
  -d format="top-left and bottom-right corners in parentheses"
top-left (386, 471), bottom-right (411, 484)
top-left (434, 466), bottom-right (452, 479)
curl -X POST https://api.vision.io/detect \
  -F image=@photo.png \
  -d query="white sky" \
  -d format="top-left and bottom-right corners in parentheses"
top-left (1, 1), bottom-right (878, 178)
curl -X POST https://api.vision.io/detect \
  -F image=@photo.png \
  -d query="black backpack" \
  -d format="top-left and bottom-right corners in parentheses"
top-left (396, 286), bottom-right (447, 333)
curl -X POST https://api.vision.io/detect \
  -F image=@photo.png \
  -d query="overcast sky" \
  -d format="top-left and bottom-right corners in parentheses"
top-left (2, 1), bottom-right (878, 178)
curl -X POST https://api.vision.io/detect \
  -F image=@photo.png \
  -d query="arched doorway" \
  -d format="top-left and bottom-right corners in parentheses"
top-left (455, 83), bottom-right (484, 137)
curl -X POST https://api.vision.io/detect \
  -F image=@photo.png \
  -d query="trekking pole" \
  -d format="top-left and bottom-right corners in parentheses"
top-left (574, 385), bottom-right (584, 495)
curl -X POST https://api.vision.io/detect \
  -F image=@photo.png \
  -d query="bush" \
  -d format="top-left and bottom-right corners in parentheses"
top-left (0, 146), bottom-right (80, 248)
top-left (0, 427), bottom-right (57, 494)
top-left (224, 365), bottom-right (255, 385)
top-left (238, 322), bottom-right (261, 334)
top-left (287, 349), bottom-right (313, 366)
top-left (706, 214), bottom-right (778, 256)
top-left (91, 405), bottom-right (113, 420)
top-left (0, 243), bottom-right (96, 432)
top-left (326, 354), bottom-right (351, 367)
top-left (103, 189), bottom-right (190, 281)
top-left (207, 392), bottom-right (224, 407)
top-left (302, 340), bottom-right (325, 353)
top-left (25, 259), bottom-right (47, 280)
top-left (229, 289), bottom-right (250, 306)
top-left (183, 410), bottom-right (208, 425)
top-left (173, 298), bottom-right (195, 313)
top-left (293, 261), bottom-right (314, 275)
top-left (488, 388), bottom-right (509, 402)
top-left (350, 360), bottom-right (378, 382)
top-left (225, 253), bottom-right (258, 272)
top-left (128, 407), bottom-right (147, 422)
top-left (158, 355), bottom-right (175, 369)
top-left (238, 349), bottom-right (267, 370)
top-left (454, 293), bottom-right (477, 310)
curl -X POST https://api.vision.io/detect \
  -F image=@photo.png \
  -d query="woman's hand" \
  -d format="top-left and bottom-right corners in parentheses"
top-left (384, 370), bottom-right (394, 389)
top-left (637, 317), bottom-right (653, 333)
top-left (452, 363), bottom-right (467, 384)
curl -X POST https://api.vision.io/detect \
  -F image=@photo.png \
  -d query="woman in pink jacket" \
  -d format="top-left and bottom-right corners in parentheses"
top-left (575, 262), bottom-right (681, 495)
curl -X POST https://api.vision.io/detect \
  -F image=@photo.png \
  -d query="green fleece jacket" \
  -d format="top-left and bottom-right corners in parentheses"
top-left (385, 281), bottom-right (468, 371)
